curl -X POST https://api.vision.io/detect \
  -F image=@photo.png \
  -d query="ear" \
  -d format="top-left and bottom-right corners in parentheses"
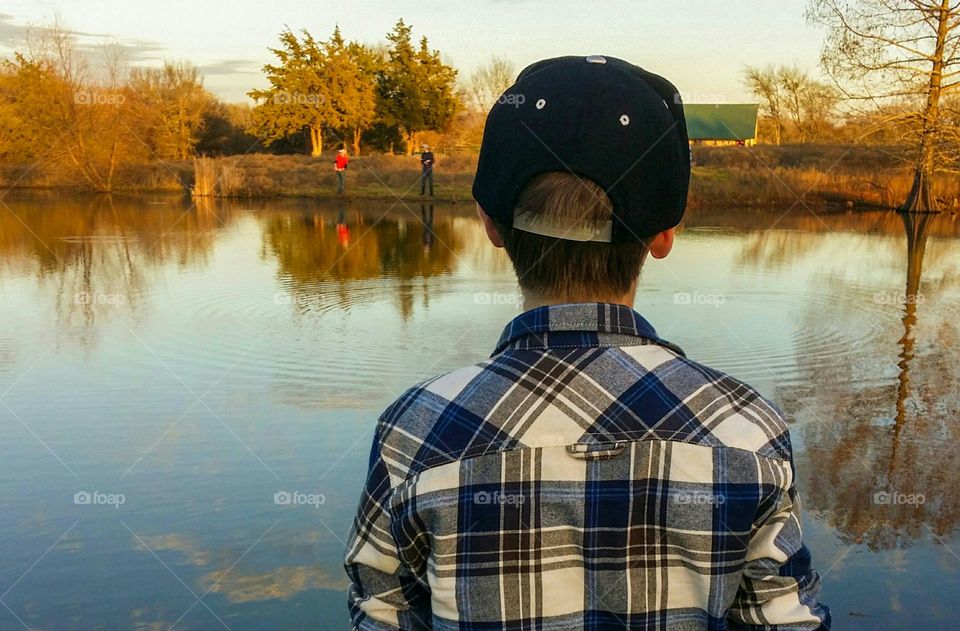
top-left (477, 204), bottom-right (505, 248)
top-left (647, 227), bottom-right (675, 259)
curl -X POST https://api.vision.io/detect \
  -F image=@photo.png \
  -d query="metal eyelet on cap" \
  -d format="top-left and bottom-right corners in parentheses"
top-left (585, 55), bottom-right (607, 64)
top-left (620, 114), bottom-right (630, 126)
top-left (535, 98), bottom-right (546, 109)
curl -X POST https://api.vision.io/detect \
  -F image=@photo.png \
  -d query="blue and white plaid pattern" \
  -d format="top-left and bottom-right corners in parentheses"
top-left (344, 303), bottom-right (830, 630)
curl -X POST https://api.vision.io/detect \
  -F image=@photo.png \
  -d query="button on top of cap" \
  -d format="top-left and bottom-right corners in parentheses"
top-left (585, 55), bottom-right (607, 64)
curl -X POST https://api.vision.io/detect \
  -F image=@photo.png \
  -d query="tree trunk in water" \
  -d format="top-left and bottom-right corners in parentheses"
top-left (899, 0), bottom-right (949, 213)
top-left (900, 165), bottom-right (936, 213)
top-left (309, 126), bottom-right (323, 156)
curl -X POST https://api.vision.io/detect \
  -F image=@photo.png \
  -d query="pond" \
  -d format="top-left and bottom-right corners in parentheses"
top-left (0, 193), bottom-right (958, 629)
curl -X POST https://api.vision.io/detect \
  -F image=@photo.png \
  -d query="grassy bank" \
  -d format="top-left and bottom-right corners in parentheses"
top-left (3, 144), bottom-right (958, 210)
top-left (190, 152), bottom-right (478, 201)
top-left (0, 153), bottom-right (478, 202)
top-left (690, 144), bottom-right (960, 210)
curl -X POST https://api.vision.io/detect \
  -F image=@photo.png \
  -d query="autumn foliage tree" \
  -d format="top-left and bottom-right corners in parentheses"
top-left (0, 23), bottom-right (146, 192)
top-left (0, 54), bottom-right (59, 164)
top-left (129, 61), bottom-right (211, 160)
top-left (0, 22), bottom-right (239, 191)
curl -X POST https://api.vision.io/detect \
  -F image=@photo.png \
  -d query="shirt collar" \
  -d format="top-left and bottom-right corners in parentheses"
top-left (491, 302), bottom-right (685, 357)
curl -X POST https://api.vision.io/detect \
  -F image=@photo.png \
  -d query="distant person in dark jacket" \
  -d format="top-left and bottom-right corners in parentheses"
top-left (334, 147), bottom-right (349, 194)
top-left (419, 144), bottom-right (434, 196)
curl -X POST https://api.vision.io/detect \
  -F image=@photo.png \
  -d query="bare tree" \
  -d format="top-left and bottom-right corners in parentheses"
top-left (744, 66), bottom-right (785, 144)
top-left (808, 0), bottom-right (960, 212)
top-left (744, 65), bottom-right (837, 143)
top-left (780, 66), bottom-right (808, 137)
top-left (800, 81), bottom-right (840, 139)
top-left (468, 56), bottom-right (515, 112)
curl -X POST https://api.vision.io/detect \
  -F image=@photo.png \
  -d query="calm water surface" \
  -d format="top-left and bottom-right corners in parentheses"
top-left (0, 193), bottom-right (958, 629)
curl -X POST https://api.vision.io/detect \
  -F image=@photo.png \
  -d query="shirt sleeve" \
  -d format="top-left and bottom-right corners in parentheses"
top-left (344, 426), bottom-right (432, 630)
top-left (727, 457), bottom-right (831, 630)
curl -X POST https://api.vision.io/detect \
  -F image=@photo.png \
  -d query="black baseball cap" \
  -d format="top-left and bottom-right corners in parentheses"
top-left (472, 55), bottom-right (690, 243)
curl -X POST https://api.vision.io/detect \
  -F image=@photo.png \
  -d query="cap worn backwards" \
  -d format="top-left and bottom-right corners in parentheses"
top-left (472, 55), bottom-right (691, 243)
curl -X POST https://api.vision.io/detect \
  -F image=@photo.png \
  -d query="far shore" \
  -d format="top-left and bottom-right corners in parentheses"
top-left (3, 144), bottom-right (958, 212)
top-left (1, 182), bottom-right (899, 213)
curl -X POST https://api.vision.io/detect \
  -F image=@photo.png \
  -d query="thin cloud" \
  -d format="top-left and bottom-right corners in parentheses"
top-left (0, 12), bottom-right (164, 63)
top-left (197, 58), bottom-right (261, 77)
top-left (0, 12), bottom-right (109, 49)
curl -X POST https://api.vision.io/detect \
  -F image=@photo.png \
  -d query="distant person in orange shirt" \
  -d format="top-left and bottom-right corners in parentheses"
top-left (334, 146), bottom-right (349, 194)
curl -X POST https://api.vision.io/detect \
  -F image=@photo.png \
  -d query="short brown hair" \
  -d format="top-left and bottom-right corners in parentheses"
top-left (492, 172), bottom-right (649, 300)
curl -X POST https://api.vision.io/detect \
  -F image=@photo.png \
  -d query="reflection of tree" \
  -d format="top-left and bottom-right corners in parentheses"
top-left (891, 212), bottom-right (930, 473)
top-left (796, 211), bottom-right (960, 549)
top-left (0, 194), bottom-right (225, 343)
top-left (261, 202), bottom-right (460, 319)
top-left (729, 209), bottom-right (960, 271)
top-left (688, 206), bottom-right (960, 239)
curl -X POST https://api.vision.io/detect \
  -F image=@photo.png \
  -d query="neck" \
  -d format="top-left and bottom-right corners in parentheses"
top-left (522, 293), bottom-right (636, 311)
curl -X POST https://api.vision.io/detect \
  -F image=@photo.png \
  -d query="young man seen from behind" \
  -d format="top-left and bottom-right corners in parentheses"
top-left (345, 55), bottom-right (830, 630)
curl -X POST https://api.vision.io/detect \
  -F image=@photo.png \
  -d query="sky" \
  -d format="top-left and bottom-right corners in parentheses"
top-left (1, 0), bottom-right (828, 104)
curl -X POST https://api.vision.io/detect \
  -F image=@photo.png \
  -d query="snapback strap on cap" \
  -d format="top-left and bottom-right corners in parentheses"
top-left (512, 211), bottom-right (613, 243)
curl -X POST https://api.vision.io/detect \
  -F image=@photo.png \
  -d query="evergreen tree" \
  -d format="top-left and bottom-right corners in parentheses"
top-left (377, 19), bottom-right (460, 154)
top-left (248, 27), bottom-right (379, 156)
top-left (248, 29), bottom-right (329, 156)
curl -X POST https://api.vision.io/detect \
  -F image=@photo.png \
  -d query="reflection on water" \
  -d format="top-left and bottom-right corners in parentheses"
top-left (798, 211), bottom-right (960, 553)
top-left (201, 565), bottom-right (348, 605)
top-left (137, 532), bottom-right (349, 604)
top-left (0, 193), bottom-right (958, 629)
top-left (262, 201), bottom-right (460, 320)
top-left (0, 194), bottom-right (222, 351)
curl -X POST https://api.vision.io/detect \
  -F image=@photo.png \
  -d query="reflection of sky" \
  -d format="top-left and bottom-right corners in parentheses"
top-left (0, 199), bottom-right (958, 629)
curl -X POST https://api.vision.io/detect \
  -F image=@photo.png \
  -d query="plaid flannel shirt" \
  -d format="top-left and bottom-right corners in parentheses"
top-left (344, 303), bottom-right (830, 630)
